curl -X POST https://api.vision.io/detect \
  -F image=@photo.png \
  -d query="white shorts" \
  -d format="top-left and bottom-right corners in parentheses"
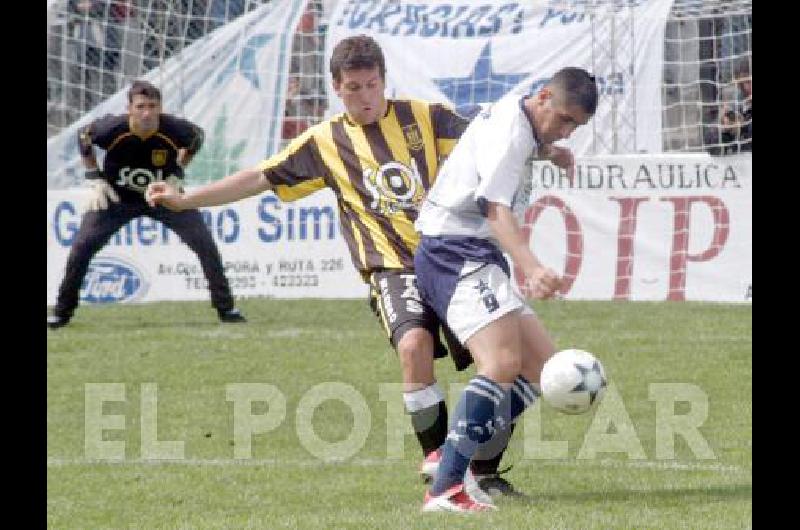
top-left (447, 261), bottom-right (535, 343)
top-left (414, 236), bottom-right (535, 345)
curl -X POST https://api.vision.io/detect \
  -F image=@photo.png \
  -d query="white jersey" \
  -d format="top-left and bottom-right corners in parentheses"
top-left (415, 94), bottom-right (540, 240)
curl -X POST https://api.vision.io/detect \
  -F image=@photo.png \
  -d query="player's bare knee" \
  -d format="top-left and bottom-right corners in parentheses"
top-left (396, 328), bottom-right (434, 361)
top-left (485, 348), bottom-right (522, 383)
top-left (396, 328), bottom-right (435, 380)
top-left (520, 361), bottom-right (543, 385)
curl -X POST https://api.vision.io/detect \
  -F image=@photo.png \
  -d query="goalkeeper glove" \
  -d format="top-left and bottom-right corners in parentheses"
top-left (84, 170), bottom-right (120, 211)
top-left (164, 166), bottom-right (185, 194)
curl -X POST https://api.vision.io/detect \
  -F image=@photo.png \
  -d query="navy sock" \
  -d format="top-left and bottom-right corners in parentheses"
top-left (430, 375), bottom-right (505, 496)
top-left (471, 375), bottom-right (540, 473)
top-left (508, 374), bottom-right (540, 422)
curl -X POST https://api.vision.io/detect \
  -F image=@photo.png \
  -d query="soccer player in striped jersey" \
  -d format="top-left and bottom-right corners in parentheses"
top-left (148, 35), bottom-right (566, 503)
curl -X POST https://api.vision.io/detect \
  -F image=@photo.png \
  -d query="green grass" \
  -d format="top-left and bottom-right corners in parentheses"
top-left (47, 299), bottom-right (752, 529)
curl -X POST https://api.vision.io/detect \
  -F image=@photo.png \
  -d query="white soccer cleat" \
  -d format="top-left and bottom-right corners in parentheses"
top-left (464, 469), bottom-right (495, 505)
top-left (422, 483), bottom-right (497, 513)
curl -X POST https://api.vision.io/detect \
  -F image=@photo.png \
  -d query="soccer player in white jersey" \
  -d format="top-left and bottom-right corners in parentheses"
top-left (414, 67), bottom-right (598, 513)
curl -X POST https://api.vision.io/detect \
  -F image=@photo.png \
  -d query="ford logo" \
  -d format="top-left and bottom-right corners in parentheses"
top-left (80, 257), bottom-right (148, 303)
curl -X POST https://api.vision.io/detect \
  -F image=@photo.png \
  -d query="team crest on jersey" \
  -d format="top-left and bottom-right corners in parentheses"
top-left (402, 124), bottom-right (424, 151)
top-left (151, 149), bottom-right (168, 166)
top-left (364, 159), bottom-right (425, 215)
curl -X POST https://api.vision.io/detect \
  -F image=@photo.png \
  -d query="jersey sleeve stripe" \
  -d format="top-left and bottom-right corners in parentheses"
top-left (273, 177), bottom-right (326, 202)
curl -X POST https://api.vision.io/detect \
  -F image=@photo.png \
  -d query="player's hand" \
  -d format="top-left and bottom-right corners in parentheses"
top-left (84, 178), bottom-right (120, 212)
top-left (525, 265), bottom-right (563, 300)
top-left (146, 181), bottom-right (186, 211)
top-left (543, 144), bottom-right (576, 184)
top-left (164, 166), bottom-right (183, 193)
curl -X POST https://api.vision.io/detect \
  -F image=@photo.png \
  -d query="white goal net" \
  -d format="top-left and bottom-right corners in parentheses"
top-left (47, 0), bottom-right (331, 187)
top-left (662, 0), bottom-right (751, 154)
top-left (47, 0), bottom-right (751, 188)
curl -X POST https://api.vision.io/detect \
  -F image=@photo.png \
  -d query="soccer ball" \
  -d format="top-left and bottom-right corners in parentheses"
top-left (540, 349), bottom-right (607, 414)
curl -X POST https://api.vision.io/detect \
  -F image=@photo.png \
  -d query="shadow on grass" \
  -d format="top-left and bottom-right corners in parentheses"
top-left (502, 483), bottom-right (751, 506)
top-left (53, 319), bottom-right (253, 331)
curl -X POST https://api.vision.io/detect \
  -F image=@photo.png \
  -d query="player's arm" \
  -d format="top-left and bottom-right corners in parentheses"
top-left (472, 115), bottom-right (561, 298)
top-left (484, 201), bottom-right (562, 299)
top-left (78, 114), bottom-right (117, 172)
top-left (176, 121), bottom-right (205, 168)
top-left (77, 114), bottom-right (119, 166)
top-left (78, 115), bottom-right (120, 210)
top-left (78, 128), bottom-right (99, 171)
top-left (147, 167), bottom-right (272, 211)
top-left (148, 127), bottom-right (328, 211)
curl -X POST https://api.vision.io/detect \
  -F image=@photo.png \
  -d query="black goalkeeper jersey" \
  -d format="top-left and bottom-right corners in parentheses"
top-left (78, 113), bottom-right (204, 204)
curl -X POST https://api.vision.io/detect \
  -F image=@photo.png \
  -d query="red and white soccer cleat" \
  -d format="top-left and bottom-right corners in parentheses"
top-left (422, 483), bottom-right (497, 513)
top-left (419, 449), bottom-right (494, 505)
top-left (419, 448), bottom-right (442, 483)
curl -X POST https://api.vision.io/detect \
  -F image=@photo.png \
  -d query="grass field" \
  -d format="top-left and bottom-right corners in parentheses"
top-left (47, 299), bottom-right (752, 529)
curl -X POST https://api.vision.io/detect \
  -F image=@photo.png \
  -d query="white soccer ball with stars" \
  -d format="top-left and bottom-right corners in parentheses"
top-left (540, 349), bottom-right (608, 414)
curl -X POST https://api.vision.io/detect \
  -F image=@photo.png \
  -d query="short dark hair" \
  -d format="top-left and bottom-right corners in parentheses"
top-left (329, 35), bottom-right (386, 83)
top-left (548, 67), bottom-right (598, 115)
top-left (128, 80), bottom-right (161, 103)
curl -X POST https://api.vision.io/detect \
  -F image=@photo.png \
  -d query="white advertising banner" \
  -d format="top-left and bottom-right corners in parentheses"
top-left (522, 154), bottom-right (752, 302)
top-left (47, 155), bottom-right (751, 305)
top-left (47, 0), bottom-right (308, 188)
top-left (325, 0), bottom-right (673, 156)
top-left (47, 189), bottom-right (367, 305)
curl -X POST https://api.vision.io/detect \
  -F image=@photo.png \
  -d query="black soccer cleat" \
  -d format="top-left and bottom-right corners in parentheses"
top-left (474, 474), bottom-right (528, 499)
top-left (218, 308), bottom-right (247, 323)
top-left (47, 315), bottom-right (71, 329)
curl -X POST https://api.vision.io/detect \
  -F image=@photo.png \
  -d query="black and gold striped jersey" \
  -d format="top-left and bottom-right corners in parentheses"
top-left (258, 99), bottom-right (470, 279)
top-left (79, 113), bottom-right (204, 202)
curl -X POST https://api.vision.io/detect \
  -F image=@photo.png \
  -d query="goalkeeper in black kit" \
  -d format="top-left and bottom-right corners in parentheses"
top-left (47, 80), bottom-right (246, 329)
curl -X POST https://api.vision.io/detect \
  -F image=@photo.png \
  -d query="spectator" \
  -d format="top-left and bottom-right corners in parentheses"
top-left (67, 0), bottom-right (105, 110)
top-left (719, 107), bottom-right (740, 155)
top-left (734, 69), bottom-right (752, 151)
top-left (281, 76), bottom-right (314, 139)
top-left (290, 2), bottom-right (327, 117)
top-left (717, 66), bottom-right (752, 155)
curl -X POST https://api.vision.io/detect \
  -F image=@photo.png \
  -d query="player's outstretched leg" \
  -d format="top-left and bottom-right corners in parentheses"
top-left (469, 311), bottom-right (555, 498)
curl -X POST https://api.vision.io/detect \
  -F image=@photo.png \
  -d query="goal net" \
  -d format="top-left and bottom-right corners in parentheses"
top-left (47, 0), bottom-right (330, 188)
top-left (662, 0), bottom-right (752, 154)
top-left (47, 0), bottom-right (751, 187)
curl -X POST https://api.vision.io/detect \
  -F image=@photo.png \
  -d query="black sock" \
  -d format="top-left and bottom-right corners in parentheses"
top-left (409, 400), bottom-right (448, 456)
top-left (470, 422), bottom-right (517, 475)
